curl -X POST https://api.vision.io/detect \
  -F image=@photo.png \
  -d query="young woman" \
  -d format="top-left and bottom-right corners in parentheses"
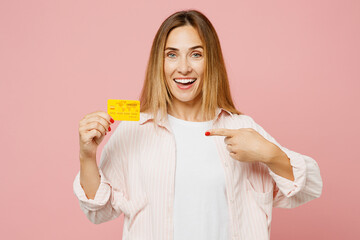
top-left (74, 9), bottom-right (323, 240)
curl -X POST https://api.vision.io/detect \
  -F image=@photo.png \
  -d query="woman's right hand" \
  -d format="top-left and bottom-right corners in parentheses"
top-left (78, 111), bottom-right (114, 160)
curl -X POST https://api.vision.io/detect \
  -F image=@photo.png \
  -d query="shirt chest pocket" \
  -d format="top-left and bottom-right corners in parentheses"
top-left (246, 178), bottom-right (273, 228)
top-left (120, 192), bottom-right (148, 232)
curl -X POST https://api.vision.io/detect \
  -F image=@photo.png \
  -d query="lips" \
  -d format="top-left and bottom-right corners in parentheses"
top-left (173, 78), bottom-right (197, 85)
top-left (173, 78), bottom-right (197, 90)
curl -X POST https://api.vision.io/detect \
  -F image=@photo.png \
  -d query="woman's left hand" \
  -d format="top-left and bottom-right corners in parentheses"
top-left (206, 128), bottom-right (281, 164)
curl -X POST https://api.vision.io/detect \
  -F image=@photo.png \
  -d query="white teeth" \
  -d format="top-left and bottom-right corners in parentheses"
top-left (174, 78), bottom-right (196, 84)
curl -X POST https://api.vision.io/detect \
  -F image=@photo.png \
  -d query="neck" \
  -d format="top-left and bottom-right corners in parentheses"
top-left (168, 96), bottom-right (208, 122)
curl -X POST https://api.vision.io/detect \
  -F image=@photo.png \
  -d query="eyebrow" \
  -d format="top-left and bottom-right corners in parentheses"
top-left (164, 45), bottom-right (203, 51)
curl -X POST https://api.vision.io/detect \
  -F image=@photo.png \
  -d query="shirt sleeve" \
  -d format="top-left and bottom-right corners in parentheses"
top-left (73, 168), bottom-right (112, 211)
top-left (73, 123), bottom-right (147, 224)
top-left (245, 115), bottom-right (323, 208)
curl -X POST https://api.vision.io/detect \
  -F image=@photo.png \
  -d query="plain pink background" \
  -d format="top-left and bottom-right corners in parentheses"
top-left (1, 0), bottom-right (359, 239)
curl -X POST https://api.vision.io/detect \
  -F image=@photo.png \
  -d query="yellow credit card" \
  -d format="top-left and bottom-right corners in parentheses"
top-left (107, 99), bottom-right (140, 121)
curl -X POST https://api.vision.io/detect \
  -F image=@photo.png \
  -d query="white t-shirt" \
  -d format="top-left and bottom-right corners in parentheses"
top-left (167, 114), bottom-right (229, 240)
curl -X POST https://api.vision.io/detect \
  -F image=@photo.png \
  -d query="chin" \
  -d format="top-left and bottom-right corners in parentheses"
top-left (169, 83), bottom-right (202, 104)
top-left (175, 97), bottom-right (195, 103)
top-left (172, 93), bottom-right (201, 104)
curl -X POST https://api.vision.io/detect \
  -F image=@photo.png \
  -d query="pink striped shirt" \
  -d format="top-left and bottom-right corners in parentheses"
top-left (73, 108), bottom-right (323, 240)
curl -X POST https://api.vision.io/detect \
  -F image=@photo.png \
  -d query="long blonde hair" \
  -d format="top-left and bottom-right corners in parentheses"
top-left (139, 9), bottom-right (242, 125)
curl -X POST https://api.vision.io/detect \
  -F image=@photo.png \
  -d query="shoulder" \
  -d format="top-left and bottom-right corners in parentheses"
top-left (223, 112), bottom-right (257, 128)
top-left (231, 113), bottom-right (254, 122)
top-left (108, 120), bottom-right (142, 142)
top-left (113, 120), bottom-right (144, 134)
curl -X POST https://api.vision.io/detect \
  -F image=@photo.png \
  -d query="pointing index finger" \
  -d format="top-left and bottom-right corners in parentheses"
top-left (207, 128), bottom-right (234, 137)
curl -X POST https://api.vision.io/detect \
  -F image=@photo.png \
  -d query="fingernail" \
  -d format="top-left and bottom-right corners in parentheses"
top-left (110, 118), bottom-right (114, 123)
top-left (205, 131), bottom-right (210, 136)
top-left (108, 126), bottom-right (111, 131)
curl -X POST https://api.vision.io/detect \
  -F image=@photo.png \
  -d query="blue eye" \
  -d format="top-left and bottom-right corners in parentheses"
top-left (167, 53), bottom-right (176, 58)
top-left (166, 52), bottom-right (202, 58)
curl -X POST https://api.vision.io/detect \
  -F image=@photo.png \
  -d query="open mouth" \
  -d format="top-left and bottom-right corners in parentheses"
top-left (173, 78), bottom-right (197, 86)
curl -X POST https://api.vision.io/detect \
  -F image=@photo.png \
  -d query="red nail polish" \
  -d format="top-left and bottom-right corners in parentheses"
top-left (108, 126), bottom-right (111, 131)
top-left (205, 131), bottom-right (210, 136)
top-left (110, 118), bottom-right (114, 123)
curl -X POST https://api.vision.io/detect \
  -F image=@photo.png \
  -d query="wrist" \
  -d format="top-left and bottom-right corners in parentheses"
top-left (263, 144), bottom-right (286, 166)
top-left (79, 151), bottom-right (96, 164)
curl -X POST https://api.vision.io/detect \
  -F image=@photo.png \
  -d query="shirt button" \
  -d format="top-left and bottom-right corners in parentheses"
top-left (224, 161), bottom-right (228, 167)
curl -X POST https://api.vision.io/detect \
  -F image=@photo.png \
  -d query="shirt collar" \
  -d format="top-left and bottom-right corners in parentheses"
top-left (139, 107), bottom-right (233, 130)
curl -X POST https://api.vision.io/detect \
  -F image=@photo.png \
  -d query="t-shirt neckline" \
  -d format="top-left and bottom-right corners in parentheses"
top-left (167, 114), bottom-right (213, 126)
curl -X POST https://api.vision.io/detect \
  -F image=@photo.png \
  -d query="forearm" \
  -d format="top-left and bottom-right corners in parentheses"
top-left (264, 147), bottom-right (295, 181)
top-left (80, 155), bottom-right (101, 200)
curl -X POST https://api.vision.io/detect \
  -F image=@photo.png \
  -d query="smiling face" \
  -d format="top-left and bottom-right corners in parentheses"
top-left (164, 25), bottom-right (205, 106)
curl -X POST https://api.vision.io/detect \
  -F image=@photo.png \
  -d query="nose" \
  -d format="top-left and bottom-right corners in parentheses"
top-left (177, 56), bottom-right (192, 74)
